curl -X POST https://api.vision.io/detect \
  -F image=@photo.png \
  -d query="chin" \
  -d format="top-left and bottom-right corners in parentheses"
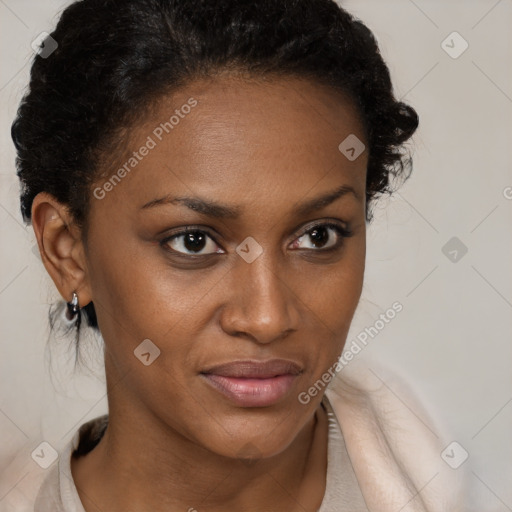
top-left (198, 412), bottom-right (309, 461)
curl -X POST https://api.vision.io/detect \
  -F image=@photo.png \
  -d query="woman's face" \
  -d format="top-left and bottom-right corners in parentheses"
top-left (83, 74), bottom-right (368, 459)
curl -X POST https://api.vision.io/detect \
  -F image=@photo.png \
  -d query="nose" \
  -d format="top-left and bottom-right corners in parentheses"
top-left (219, 253), bottom-right (300, 345)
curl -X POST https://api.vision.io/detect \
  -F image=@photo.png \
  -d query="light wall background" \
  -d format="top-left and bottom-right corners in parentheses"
top-left (0, 1), bottom-right (511, 511)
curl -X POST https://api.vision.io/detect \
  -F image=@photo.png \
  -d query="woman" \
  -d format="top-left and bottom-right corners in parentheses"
top-left (10, 0), bottom-right (465, 510)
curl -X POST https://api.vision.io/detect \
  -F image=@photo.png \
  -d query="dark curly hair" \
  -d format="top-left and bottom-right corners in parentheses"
top-left (11, 0), bottom-right (418, 355)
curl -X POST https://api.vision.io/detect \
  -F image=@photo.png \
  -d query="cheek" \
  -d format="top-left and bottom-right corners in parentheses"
top-left (301, 247), bottom-right (365, 366)
top-left (306, 243), bottom-right (365, 323)
top-left (91, 241), bottom-right (215, 434)
top-left (87, 219), bottom-right (216, 334)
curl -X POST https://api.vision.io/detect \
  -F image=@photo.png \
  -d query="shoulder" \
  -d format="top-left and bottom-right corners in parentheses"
top-left (34, 414), bottom-right (108, 512)
top-left (0, 440), bottom-right (65, 512)
top-left (33, 463), bottom-right (62, 512)
top-left (0, 414), bottom-right (108, 512)
top-left (325, 357), bottom-right (468, 512)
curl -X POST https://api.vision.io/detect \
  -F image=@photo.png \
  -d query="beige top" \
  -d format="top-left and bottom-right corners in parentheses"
top-left (32, 393), bottom-right (369, 511)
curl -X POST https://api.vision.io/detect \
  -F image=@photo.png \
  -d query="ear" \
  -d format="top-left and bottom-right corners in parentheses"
top-left (31, 192), bottom-right (92, 308)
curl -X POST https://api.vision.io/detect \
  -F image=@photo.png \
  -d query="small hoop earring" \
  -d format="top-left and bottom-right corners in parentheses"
top-left (66, 291), bottom-right (80, 321)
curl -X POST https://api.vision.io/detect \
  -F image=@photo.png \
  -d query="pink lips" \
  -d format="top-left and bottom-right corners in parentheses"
top-left (200, 359), bottom-right (302, 407)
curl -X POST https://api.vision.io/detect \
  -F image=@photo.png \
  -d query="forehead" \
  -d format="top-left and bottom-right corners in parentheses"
top-left (160, 73), bottom-right (367, 159)
top-left (93, 74), bottom-right (368, 217)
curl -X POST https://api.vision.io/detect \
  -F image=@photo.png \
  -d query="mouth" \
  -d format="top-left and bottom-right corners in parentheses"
top-left (199, 359), bottom-right (303, 408)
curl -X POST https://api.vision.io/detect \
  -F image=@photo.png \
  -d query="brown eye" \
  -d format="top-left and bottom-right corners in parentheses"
top-left (161, 229), bottom-right (223, 256)
top-left (290, 223), bottom-right (352, 251)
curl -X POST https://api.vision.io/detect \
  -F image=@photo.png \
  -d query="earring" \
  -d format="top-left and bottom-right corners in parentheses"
top-left (66, 291), bottom-right (80, 321)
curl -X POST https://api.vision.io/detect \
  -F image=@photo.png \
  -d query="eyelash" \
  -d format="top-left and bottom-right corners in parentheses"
top-left (159, 221), bottom-right (354, 258)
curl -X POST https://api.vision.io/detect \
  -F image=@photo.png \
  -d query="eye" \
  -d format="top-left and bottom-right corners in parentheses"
top-left (160, 221), bottom-right (353, 258)
top-left (290, 222), bottom-right (353, 251)
top-left (160, 228), bottom-right (224, 256)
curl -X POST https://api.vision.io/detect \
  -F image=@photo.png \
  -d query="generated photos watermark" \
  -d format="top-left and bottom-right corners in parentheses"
top-left (298, 301), bottom-right (403, 404)
top-left (93, 98), bottom-right (198, 200)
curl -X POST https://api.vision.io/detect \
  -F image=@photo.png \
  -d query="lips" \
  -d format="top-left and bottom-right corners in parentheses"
top-left (201, 359), bottom-right (302, 378)
top-left (200, 359), bottom-right (303, 407)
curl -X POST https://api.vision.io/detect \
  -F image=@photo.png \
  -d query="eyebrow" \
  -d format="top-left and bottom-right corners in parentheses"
top-left (139, 184), bottom-right (360, 219)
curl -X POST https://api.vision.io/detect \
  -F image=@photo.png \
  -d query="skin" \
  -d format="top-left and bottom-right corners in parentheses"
top-left (31, 74), bottom-right (368, 512)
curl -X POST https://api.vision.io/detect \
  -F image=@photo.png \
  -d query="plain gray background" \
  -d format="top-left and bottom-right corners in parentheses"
top-left (0, 1), bottom-right (511, 510)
